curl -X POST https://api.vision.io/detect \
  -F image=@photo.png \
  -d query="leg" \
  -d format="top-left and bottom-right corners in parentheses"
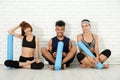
top-left (22, 64), bottom-right (31, 69)
top-left (41, 47), bottom-right (55, 64)
top-left (49, 65), bottom-right (54, 70)
top-left (64, 56), bottom-right (75, 68)
top-left (19, 60), bottom-right (35, 67)
top-left (30, 62), bottom-right (44, 69)
top-left (41, 47), bottom-right (55, 70)
top-left (77, 52), bottom-right (96, 68)
top-left (99, 49), bottom-right (111, 63)
top-left (19, 62), bottom-right (44, 69)
top-left (80, 57), bottom-right (96, 68)
top-left (62, 47), bottom-right (77, 65)
top-left (99, 49), bottom-right (111, 69)
top-left (4, 60), bottom-right (20, 68)
top-left (4, 60), bottom-right (35, 68)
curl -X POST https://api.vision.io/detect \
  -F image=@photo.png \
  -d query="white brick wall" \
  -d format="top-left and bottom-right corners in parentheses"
top-left (0, 0), bottom-right (120, 64)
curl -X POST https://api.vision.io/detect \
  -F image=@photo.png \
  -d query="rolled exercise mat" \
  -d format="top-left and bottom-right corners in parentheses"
top-left (54, 41), bottom-right (64, 70)
top-left (7, 34), bottom-right (13, 68)
top-left (78, 41), bottom-right (103, 69)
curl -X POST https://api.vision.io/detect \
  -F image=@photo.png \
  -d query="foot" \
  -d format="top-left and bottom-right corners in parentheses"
top-left (103, 64), bottom-right (109, 69)
top-left (62, 64), bottom-right (66, 70)
top-left (50, 65), bottom-right (54, 70)
top-left (26, 60), bottom-right (35, 64)
top-left (80, 64), bottom-right (93, 68)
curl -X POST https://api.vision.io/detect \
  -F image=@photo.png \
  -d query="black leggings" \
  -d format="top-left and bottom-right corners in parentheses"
top-left (42, 50), bottom-right (75, 67)
top-left (4, 56), bottom-right (44, 69)
top-left (77, 49), bottom-right (111, 64)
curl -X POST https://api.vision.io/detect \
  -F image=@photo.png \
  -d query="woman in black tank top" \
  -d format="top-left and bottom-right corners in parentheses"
top-left (4, 21), bottom-right (44, 69)
top-left (77, 19), bottom-right (111, 69)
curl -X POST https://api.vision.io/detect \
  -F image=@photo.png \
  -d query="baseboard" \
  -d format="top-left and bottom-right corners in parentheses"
top-left (1, 57), bottom-right (120, 64)
top-left (0, 58), bottom-right (5, 64)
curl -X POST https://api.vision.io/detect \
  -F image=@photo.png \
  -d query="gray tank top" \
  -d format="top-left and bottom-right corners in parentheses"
top-left (81, 33), bottom-right (95, 49)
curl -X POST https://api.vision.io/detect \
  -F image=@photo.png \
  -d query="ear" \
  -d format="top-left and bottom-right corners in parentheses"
top-left (55, 27), bottom-right (57, 31)
top-left (89, 25), bottom-right (91, 29)
top-left (63, 27), bottom-right (65, 31)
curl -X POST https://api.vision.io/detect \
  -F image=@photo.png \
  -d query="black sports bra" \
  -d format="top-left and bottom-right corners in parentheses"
top-left (22, 35), bottom-right (36, 49)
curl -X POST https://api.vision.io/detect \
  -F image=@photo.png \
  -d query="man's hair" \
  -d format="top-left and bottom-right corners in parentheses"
top-left (55, 20), bottom-right (65, 27)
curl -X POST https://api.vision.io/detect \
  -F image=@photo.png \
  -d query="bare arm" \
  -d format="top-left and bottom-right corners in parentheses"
top-left (8, 26), bottom-right (23, 39)
top-left (68, 40), bottom-right (72, 51)
top-left (77, 34), bottom-right (83, 52)
top-left (48, 39), bottom-right (56, 57)
top-left (48, 39), bottom-right (52, 52)
top-left (94, 34), bottom-right (99, 59)
top-left (35, 37), bottom-right (41, 62)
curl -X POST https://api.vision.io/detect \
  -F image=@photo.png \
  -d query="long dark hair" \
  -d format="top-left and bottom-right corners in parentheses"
top-left (19, 21), bottom-right (33, 36)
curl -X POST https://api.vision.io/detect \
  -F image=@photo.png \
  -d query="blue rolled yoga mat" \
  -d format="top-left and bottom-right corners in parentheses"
top-left (7, 34), bottom-right (13, 61)
top-left (54, 41), bottom-right (64, 70)
top-left (78, 41), bottom-right (103, 69)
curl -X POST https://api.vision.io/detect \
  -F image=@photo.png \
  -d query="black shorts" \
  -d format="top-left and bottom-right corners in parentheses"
top-left (19, 56), bottom-right (34, 62)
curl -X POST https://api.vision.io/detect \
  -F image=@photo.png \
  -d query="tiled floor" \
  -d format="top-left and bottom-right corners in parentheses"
top-left (0, 64), bottom-right (120, 80)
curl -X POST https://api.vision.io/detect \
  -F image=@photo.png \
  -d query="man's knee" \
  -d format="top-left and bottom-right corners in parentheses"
top-left (41, 47), bottom-right (46, 52)
top-left (70, 47), bottom-right (77, 54)
top-left (41, 47), bottom-right (47, 55)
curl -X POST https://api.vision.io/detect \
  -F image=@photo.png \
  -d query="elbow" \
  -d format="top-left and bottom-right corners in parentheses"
top-left (8, 30), bottom-right (12, 34)
top-left (8, 30), bottom-right (10, 34)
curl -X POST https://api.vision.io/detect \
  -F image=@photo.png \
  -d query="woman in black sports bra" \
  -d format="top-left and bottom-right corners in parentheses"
top-left (77, 19), bottom-right (111, 69)
top-left (4, 21), bottom-right (44, 69)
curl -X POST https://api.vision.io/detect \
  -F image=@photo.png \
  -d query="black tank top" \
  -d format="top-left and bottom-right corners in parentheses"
top-left (51, 36), bottom-right (70, 53)
top-left (22, 35), bottom-right (36, 49)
